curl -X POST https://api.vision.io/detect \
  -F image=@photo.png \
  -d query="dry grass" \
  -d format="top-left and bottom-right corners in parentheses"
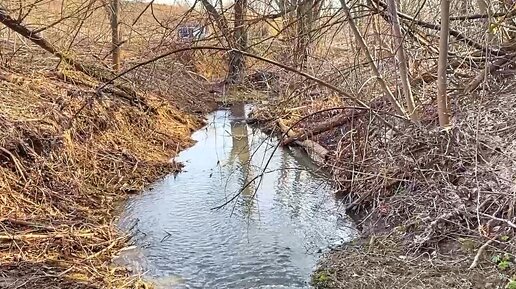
top-left (0, 64), bottom-right (205, 288)
top-left (0, 3), bottom-right (239, 283)
top-left (0, 2), bottom-right (222, 287)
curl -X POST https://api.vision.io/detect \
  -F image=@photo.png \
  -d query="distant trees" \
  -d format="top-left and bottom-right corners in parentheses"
top-left (3, 0), bottom-right (514, 128)
top-left (196, 0), bottom-right (516, 127)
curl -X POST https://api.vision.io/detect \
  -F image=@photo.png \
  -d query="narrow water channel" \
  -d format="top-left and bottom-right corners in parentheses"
top-left (117, 106), bottom-right (356, 289)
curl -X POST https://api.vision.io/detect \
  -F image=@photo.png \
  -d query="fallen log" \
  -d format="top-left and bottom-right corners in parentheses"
top-left (277, 118), bottom-right (329, 164)
top-left (282, 109), bottom-right (368, 146)
top-left (281, 100), bottom-right (387, 146)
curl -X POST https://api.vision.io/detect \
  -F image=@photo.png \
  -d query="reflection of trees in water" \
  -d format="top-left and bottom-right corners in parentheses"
top-left (225, 103), bottom-right (333, 223)
top-left (227, 102), bottom-right (255, 213)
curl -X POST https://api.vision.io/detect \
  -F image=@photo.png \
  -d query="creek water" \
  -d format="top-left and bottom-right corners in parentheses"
top-left (117, 106), bottom-right (356, 289)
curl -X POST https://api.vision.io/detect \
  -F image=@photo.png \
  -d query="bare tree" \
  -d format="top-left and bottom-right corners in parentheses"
top-left (200, 0), bottom-right (247, 84)
top-left (386, 0), bottom-right (418, 120)
top-left (201, 0), bottom-right (233, 45)
top-left (340, 0), bottom-right (407, 117)
top-left (437, 0), bottom-right (451, 127)
top-left (295, 0), bottom-right (316, 68)
top-left (227, 0), bottom-right (248, 84)
top-left (107, 0), bottom-right (121, 71)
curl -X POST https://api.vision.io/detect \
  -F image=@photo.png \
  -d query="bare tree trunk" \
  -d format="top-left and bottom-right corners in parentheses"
top-left (200, 0), bottom-right (233, 45)
top-left (386, 0), bottom-right (418, 120)
top-left (339, 0), bottom-right (407, 117)
top-left (295, 0), bottom-right (314, 69)
top-left (109, 0), bottom-right (121, 71)
top-left (227, 0), bottom-right (248, 84)
top-left (437, 0), bottom-right (451, 127)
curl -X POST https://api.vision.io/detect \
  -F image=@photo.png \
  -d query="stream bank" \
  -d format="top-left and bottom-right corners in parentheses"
top-left (0, 67), bottom-right (214, 288)
top-left (253, 88), bottom-right (516, 289)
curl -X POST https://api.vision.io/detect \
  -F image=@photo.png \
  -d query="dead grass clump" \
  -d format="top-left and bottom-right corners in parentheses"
top-left (0, 67), bottom-right (202, 288)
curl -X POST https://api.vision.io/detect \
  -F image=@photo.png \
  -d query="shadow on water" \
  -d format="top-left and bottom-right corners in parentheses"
top-left (117, 103), bottom-right (357, 289)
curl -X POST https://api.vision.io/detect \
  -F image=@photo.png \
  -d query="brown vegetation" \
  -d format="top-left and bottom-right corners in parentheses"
top-left (2, 0), bottom-right (516, 287)
top-left (0, 64), bottom-right (209, 287)
top-left (0, 1), bottom-right (216, 287)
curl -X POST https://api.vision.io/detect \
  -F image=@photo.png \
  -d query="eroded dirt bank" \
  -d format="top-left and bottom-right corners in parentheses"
top-left (0, 64), bottom-right (216, 288)
top-left (255, 86), bottom-right (516, 289)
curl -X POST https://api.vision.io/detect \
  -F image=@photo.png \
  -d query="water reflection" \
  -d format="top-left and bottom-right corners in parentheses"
top-left (227, 102), bottom-right (254, 208)
top-left (118, 107), bottom-right (356, 289)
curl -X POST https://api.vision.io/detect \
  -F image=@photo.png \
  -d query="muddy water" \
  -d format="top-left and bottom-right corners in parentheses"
top-left (118, 107), bottom-right (356, 289)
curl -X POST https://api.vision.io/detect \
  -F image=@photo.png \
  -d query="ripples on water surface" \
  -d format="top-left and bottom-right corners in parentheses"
top-left (118, 107), bottom-right (356, 289)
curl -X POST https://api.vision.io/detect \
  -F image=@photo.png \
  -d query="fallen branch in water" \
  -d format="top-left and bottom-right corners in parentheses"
top-left (277, 118), bottom-right (329, 164)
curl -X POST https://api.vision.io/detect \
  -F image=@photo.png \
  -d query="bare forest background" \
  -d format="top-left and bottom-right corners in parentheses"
top-left (1, 0), bottom-right (516, 287)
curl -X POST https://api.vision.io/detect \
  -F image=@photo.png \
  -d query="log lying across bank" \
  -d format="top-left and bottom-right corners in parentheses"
top-left (282, 110), bottom-right (369, 146)
top-left (277, 118), bottom-right (329, 164)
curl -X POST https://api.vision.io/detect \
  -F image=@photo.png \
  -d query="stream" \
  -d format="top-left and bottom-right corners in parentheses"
top-left (117, 106), bottom-right (357, 289)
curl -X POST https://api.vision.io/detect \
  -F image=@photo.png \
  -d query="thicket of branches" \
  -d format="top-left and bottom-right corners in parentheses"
top-left (1, 0), bottom-right (516, 286)
top-left (2, 0), bottom-right (515, 118)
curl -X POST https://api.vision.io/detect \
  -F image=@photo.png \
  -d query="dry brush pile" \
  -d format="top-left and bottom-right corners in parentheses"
top-left (252, 62), bottom-right (516, 287)
top-left (302, 86), bottom-right (515, 288)
top-left (261, 60), bottom-right (516, 289)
